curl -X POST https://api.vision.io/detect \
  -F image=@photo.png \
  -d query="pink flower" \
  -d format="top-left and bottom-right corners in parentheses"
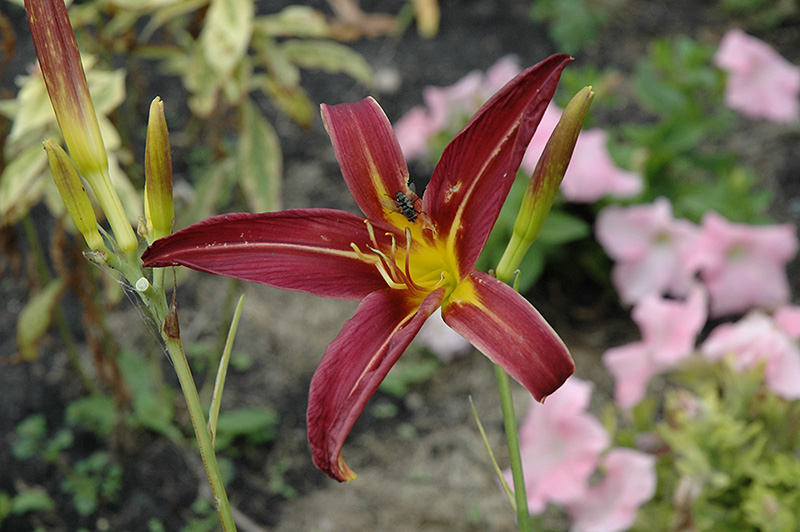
top-left (559, 129), bottom-right (642, 203)
top-left (701, 311), bottom-right (800, 399)
top-left (522, 104), bottom-right (642, 203)
top-left (393, 106), bottom-right (437, 160)
top-left (395, 57), bottom-right (641, 204)
top-left (714, 28), bottom-right (800, 123)
top-left (521, 102), bottom-right (564, 172)
top-left (604, 286), bottom-right (708, 408)
top-left (774, 305), bottom-right (800, 339)
top-left (565, 448), bottom-right (657, 532)
top-left (416, 308), bottom-right (472, 363)
top-left (394, 56), bottom-right (524, 161)
top-left (505, 377), bottom-right (611, 513)
top-left (483, 55), bottom-right (524, 96)
top-left (685, 212), bottom-right (797, 317)
top-left (595, 198), bottom-right (699, 305)
top-left (422, 71), bottom-right (484, 131)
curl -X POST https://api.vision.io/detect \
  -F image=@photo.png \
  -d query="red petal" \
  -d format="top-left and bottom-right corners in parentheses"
top-left (442, 270), bottom-right (574, 401)
top-left (141, 209), bottom-right (396, 300)
top-left (307, 288), bottom-right (445, 481)
top-left (322, 98), bottom-right (412, 226)
top-left (424, 54), bottom-right (572, 277)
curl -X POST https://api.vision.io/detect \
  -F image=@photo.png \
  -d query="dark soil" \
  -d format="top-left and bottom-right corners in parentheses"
top-left (1, 0), bottom-right (799, 531)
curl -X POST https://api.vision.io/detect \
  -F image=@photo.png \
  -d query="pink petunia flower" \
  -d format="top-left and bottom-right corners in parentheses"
top-left (504, 377), bottom-right (611, 513)
top-left (684, 212), bottom-right (798, 317)
top-left (774, 305), bottom-right (800, 339)
top-left (522, 104), bottom-right (642, 203)
top-left (714, 28), bottom-right (800, 123)
top-left (701, 311), bottom-right (800, 399)
top-left (520, 102), bottom-right (564, 173)
top-left (394, 56), bottom-right (525, 161)
top-left (416, 308), bottom-right (472, 363)
top-left (558, 129), bottom-right (642, 203)
top-left (603, 285), bottom-right (708, 408)
top-left (595, 198), bottom-right (700, 305)
top-left (392, 106), bottom-right (438, 161)
top-left (565, 448), bottom-right (657, 532)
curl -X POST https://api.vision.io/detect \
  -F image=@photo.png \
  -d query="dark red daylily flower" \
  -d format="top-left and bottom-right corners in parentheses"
top-left (142, 54), bottom-right (576, 482)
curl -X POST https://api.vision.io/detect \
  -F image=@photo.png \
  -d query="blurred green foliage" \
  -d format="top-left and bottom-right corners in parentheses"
top-left (625, 35), bottom-right (772, 224)
top-left (10, 414), bottom-right (123, 519)
top-left (718, 0), bottom-right (800, 28)
top-left (625, 361), bottom-right (800, 532)
top-left (530, 0), bottom-right (627, 55)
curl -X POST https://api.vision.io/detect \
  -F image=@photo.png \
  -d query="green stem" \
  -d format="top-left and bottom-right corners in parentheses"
top-left (162, 329), bottom-right (237, 532)
top-left (494, 365), bottom-right (531, 532)
top-left (125, 260), bottom-right (236, 531)
top-left (495, 233), bottom-right (530, 286)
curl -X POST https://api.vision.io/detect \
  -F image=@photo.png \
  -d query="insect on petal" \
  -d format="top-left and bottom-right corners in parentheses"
top-left (322, 98), bottom-right (413, 227)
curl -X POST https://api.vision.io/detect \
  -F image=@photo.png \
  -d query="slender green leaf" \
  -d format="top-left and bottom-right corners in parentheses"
top-left (281, 40), bottom-right (373, 86)
top-left (208, 294), bottom-right (245, 448)
top-left (200, 0), bottom-right (254, 77)
top-left (237, 99), bottom-right (282, 212)
top-left (253, 6), bottom-right (330, 38)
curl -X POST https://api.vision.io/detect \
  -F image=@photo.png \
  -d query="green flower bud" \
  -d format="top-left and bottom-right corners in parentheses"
top-left (43, 139), bottom-right (104, 251)
top-left (496, 87), bottom-right (594, 283)
top-left (144, 97), bottom-right (174, 242)
top-left (25, 0), bottom-right (137, 254)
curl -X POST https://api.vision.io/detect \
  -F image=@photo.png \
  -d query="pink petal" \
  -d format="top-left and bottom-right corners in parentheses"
top-left (441, 270), bottom-right (574, 401)
top-left (687, 212), bottom-right (797, 317)
top-left (424, 54), bottom-right (572, 277)
top-left (422, 71), bottom-right (484, 131)
top-left (321, 97), bottom-right (413, 227)
top-left (393, 105), bottom-right (436, 161)
top-left (307, 288), bottom-right (445, 481)
top-left (142, 209), bottom-right (396, 300)
top-left (596, 198), bottom-right (699, 304)
top-left (566, 448), bottom-right (657, 532)
top-left (559, 129), bottom-right (642, 203)
top-left (482, 55), bottom-right (523, 97)
top-left (701, 312), bottom-right (800, 399)
top-left (603, 342), bottom-right (657, 409)
top-left (633, 286), bottom-right (707, 366)
top-left (506, 378), bottom-right (610, 513)
top-left (774, 305), bottom-right (800, 339)
top-left (604, 287), bottom-right (707, 408)
top-left (715, 29), bottom-right (800, 123)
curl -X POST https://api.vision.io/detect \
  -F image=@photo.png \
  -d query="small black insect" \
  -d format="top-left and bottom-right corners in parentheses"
top-left (380, 183), bottom-right (423, 223)
top-left (393, 190), bottom-right (422, 223)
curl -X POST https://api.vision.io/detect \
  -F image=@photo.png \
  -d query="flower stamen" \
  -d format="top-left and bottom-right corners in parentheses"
top-left (353, 220), bottom-right (428, 295)
top-left (403, 228), bottom-right (425, 293)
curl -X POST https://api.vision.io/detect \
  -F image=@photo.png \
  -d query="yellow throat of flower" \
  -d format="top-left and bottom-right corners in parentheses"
top-left (351, 219), bottom-right (459, 303)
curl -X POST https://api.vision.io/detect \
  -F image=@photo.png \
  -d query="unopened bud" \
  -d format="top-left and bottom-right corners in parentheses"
top-left (144, 97), bottom-right (174, 242)
top-left (25, 0), bottom-right (138, 254)
top-left (496, 87), bottom-right (594, 283)
top-left (43, 139), bottom-right (104, 251)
